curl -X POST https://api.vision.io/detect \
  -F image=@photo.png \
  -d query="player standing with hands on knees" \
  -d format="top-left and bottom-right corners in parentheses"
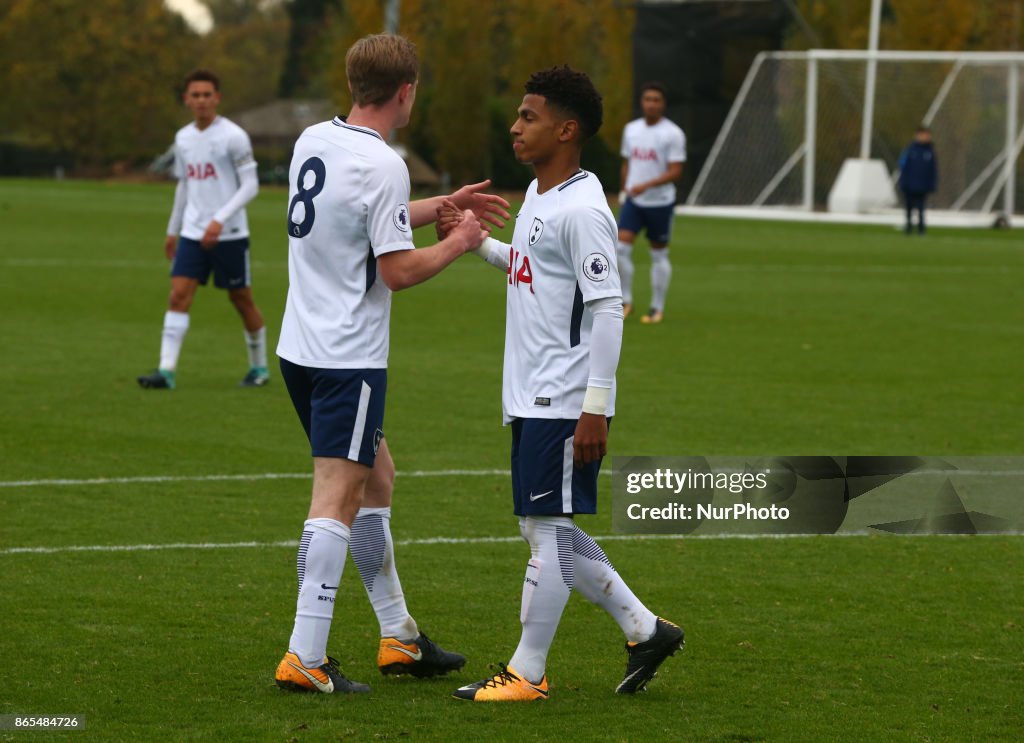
top-left (139, 69), bottom-right (270, 390)
top-left (273, 33), bottom-right (511, 695)
top-left (440, 66), bottom-right (683, 702)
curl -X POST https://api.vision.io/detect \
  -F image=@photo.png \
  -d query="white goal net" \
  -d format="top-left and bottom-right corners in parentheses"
top-left (688, 50), bottom-right (1024, 221)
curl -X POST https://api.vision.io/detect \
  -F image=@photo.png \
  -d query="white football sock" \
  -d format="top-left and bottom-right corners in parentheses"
top-left (616, 241), bottom-right (634, 304)
top-left (245, 325), bottom-right (267, 370)
top-left (508, 516), bottom-right (575, 684)
top-left (650, 248), bottom-right (672, 313)
top-left (288, 517), bottom-right (349, 667)
top-left (159, 310), bottom-right (189, 371)
top-left (349, 507), bottom-right (418, 641)
top-left (569, 525), bottom-right (657, 643)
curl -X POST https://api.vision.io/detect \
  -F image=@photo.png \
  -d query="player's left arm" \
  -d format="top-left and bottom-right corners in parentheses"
top-left (629, 161), bottom-right (684, 196)
top-left (409, 179), bottom-right (511, 231)
top-left (563, 206), bottom-right (624, 466)
top-left (201, 133), bottom-right (258, 248)
top-left (575, 296), bottom-right (623, 467)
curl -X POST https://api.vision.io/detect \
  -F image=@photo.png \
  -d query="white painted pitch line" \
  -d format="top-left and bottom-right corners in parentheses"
top-left (0, 533), bottom-right (841, 555)
top-left (4, 257), bottom-right (1013, 276)
top-left (0, 469), bottom-right (509, 488)
top-left (1, 258), bottom-right (288, 270)
top-left (5, 531), bottom-right (1019, 556)
top-left (715, 263), bottom-right (1015, 275)
top-left (2, 467), bottom-right (1021, 489)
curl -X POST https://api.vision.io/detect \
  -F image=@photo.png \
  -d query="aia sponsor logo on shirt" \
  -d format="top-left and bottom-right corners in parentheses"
top-left (507, 245), bottom-right (534, 294)
top-left (187, 162), bottom-right (218, 180)
top-left (631, 147), bottom-right (658, 162)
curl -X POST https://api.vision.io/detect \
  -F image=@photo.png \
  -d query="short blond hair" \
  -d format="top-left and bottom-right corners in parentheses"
top-left (345, 34), bottom-right (418, 106)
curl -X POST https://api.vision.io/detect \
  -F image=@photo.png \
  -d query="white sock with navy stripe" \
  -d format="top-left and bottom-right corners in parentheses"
top-left (349, 506), bottom-right (418, 641)
top-left (508, 516), bottom-right (575, 684)
top-left (288, 517), bottom-right (349, 667)
top-left (569, 525), bottom-right (656, 643)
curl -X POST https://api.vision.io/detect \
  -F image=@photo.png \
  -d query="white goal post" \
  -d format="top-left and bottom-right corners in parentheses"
top-left (687, 50), bottom-right (1024, 224)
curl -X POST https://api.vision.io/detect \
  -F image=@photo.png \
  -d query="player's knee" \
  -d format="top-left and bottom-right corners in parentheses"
top-left (168, 289), bottom-right (193, 311)
top-left (368, 463), bottom-right (395, 496)
top-left (229, 290), bottom-right (254, 312)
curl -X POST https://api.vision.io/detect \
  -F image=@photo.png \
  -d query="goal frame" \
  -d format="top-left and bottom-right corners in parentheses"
top-left (687, 49), bottom-right (1024, 222)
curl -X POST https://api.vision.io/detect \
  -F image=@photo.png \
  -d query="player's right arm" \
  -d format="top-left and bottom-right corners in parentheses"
top-left (377, 210), bottom-right (487, 291)
top-left (165, 177), bottom-right (186, 261)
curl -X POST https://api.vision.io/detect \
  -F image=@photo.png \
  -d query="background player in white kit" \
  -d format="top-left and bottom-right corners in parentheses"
top-left (138, 69), bottom-right (269, 390)
top-left (441, 66), bottom-right (683, 702)
top-left (273, 34), bottom-right (510, 695)
top-left (617, 82), bottom-right (685, 325)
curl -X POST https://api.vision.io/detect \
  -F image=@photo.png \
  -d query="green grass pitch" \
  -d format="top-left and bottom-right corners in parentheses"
top-left (0, 178), bottom-right (1021, 742)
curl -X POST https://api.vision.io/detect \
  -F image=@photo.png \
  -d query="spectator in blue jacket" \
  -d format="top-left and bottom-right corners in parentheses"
top-left (898, 127), bottom-right (938, 235)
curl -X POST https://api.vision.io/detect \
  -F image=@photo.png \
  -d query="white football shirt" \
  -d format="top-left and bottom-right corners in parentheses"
top-left (620, 117), bottom-right (686, 207)
top-left (503, 170), bottom-right (621, 423)
top-left (277, 118), bottom-right (415, 369)
top-left (172, 116), bottom-right (256, 240)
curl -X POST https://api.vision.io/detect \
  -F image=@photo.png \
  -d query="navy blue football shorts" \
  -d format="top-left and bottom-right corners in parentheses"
top-left (279, 359), bottom-right (387, 467)
top-left (510, 417), bottom-right (612, 517)
top-left (171, 236), bottom-right (251, 289)
top-left (617, 199), bottom-right (675, 244)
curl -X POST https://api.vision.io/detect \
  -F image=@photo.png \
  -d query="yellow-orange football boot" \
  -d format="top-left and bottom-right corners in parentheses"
top-left (275, 652), bottom-right (371, 694)
top-left (452, 664), bottom-right (549, 702)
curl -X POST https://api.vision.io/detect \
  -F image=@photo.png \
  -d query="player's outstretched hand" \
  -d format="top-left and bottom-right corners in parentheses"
top-left (573, 413), bottom-right (608, 468)
top-left (448, 179), bottom-right (511, 231)
top-left (435, 198), bottom-right (464, 240)
top-left (448, 209), bottom-right (488, 254)
top-left (164, 235), bottom-right (178, 261)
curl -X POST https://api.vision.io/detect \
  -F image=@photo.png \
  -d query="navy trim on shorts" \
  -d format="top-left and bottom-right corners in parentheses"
top-left (617, 199), bottom-right (675, 244)
top-left (510, 417), bottom-right (612, 516)
top-left (170, 236), bottom-right (251, 289)
top-left (279, 358), bottom-right (387, 467)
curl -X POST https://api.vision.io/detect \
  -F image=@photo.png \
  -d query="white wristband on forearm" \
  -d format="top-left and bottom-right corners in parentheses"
top-left (471, 237), bottom-right (510, 270)
top-left (582, 386), bottom-right (610, 415)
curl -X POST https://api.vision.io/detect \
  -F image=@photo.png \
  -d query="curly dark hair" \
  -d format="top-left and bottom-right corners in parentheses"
top-left (524, 65), bottom-right (603, 141)
top-left (640, 81), bottom-right (667, 99)
top-left (183, 69), bottom-right (220, 91)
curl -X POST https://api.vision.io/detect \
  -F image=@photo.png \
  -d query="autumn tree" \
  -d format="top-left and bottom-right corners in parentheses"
top-left (318, 0), bottom-right (634, 185)
top-left (199, 0), bottom-right (291, 114)
top-left (789, 0), bottom-right (1024, 51)
top-left (0, 0), bottom-right (197, 166)
top-left (279, 0), bottom-right (341, 97)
